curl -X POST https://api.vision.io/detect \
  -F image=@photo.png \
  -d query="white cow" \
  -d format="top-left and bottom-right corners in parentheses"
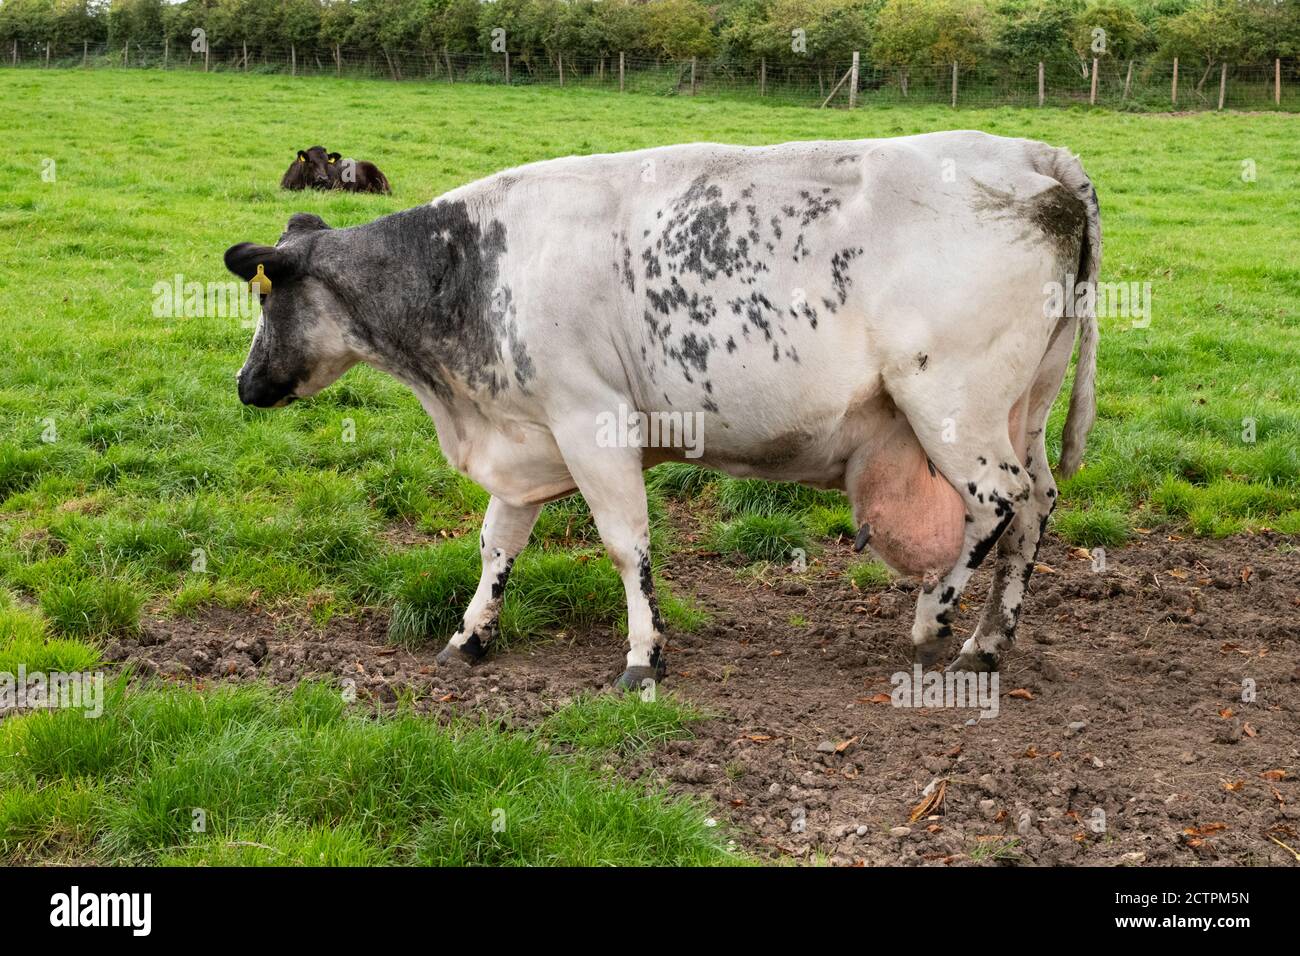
top-left (225, 130), bottom-right (1100, 689)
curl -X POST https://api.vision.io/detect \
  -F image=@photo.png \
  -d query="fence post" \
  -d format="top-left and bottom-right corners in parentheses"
top-left (83, 40), bottom-right (88, 67)
top-left (164, 37), bottom-right (169, 69)
top-left (849, 51), bottom-right (859, 109)
top-left (1217, 61), bottom-right (1227, 110)
top-left (1171, 56), bottom-right (1178, 106)
top-left (951, 61), bottom-right (958, 107)
top-left (1123, 59), bottom-right (1133, 99)
top-left (1037, 61), bottom-right (1044, 106)
top-left (505, 51), bottom-right (510, 85)
top-left (445, 49), bottom-right (453, 83)
top-left (690, 57), bottom-right (696, 95)
top-left (1276, 58), bottom-right (1281, 106)
top-left (45, 42), bottom-right (50, 67)
top-left (291, 43), bottom-right (296, 77)
top-left (1089, 57), bottom-right (1098, 104)
top-left (204, 43), bottom-right (209, 72)
top-left (619, 52), bottom-right (624, 92)
top-left (558, 53), bottom-right (563, 86)
top-left (11, 39), bottom-right (16, 66)
top-left (124, 39), bottom-right (129, 67)
top-left (760, 57), bottom-right (766, 96)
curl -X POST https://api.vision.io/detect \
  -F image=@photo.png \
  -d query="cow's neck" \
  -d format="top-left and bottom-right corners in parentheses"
top-left (333, 198), bottom-right (511, 405)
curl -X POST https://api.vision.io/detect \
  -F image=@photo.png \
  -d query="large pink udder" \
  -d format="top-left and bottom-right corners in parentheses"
top-left (850, 427), bottom-right (965, 579)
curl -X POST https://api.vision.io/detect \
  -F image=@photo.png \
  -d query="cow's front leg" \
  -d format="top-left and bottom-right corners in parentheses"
top-left (553, 433), bottom-right (664, 691)
top-left (436, 496), bottom-right (541, 666)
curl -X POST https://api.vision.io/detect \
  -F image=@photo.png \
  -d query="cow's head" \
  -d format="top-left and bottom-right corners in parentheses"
top-left (224, 214), bottom-right (359, 408)
top-left (295, 145), bottom-right (335, 190)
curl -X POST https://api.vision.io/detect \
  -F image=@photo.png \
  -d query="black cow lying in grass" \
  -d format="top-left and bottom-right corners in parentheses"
top-left (280, 145), bottom-right (392, 194)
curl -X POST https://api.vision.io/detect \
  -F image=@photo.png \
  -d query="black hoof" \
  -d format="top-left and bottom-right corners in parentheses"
top-left (912, 642), bottom-right (948, 669)
top-left (436, 634), bottom-right (487, 667)
top-left (946, 650), bottom-right (999, 673)
top-left (614, 654), bottom-right (668, 692)
top-left (853, 522), bottom-right (872, 553)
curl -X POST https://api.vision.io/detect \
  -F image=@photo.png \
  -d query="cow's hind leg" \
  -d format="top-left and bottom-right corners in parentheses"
top-left (949, 320), bottom-right (1075, 671)
top-left (949, 427), bottom-right (1056, 672)
top-left (436, 496), bottom-right (541, 666)
top-left (888, 386), bottom-right (1033, 672)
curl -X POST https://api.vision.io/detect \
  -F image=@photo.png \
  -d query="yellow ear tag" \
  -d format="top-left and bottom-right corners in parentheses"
top-left (249, 263), bottom-right (272, 295)
top-left (297, 156), bottom-right (305, 164)
top-left (328, 157), bottom-right (336, 164)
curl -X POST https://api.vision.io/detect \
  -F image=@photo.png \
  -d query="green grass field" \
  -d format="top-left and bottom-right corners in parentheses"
top-left (0, 69), bottom-right (1297, 865)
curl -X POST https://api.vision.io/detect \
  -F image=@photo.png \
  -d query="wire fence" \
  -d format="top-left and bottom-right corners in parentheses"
top-left (6, 39), bottom-right (1299, 112)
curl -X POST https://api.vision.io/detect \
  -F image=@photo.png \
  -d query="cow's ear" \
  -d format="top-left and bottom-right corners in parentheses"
top-left (224, 243), bottom-right (298, 286)
top-left (327, 152), bottom-right (340, 164)
top-left (296, 150), bottom-right (308, 163)
top-left (285, 213), bottom-right (331, 235)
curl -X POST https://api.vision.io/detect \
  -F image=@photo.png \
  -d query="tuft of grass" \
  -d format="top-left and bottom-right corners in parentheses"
top-left (716, 478), bottom-right (843, 519)
top-left (540, 693), bottom-right (702, 754)
top-left (714, 514), bottom-right (810, 563)
top-left (0, 604), bottom-right (102, 674)
top-left (1052, 507), bottom-right (1131, 548)
top-left (38, 578), bottom-right (143, 639)
top-left (645, 462), bottom-right (719, 498)
top-left (846, 560), bottom-right (894, 589)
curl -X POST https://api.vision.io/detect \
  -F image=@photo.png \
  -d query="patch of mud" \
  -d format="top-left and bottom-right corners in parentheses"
top-left (112, 531), bottom-right (1299, 866)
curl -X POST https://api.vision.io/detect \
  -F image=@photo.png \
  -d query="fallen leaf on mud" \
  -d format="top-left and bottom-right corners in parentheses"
top-left (1219, 708), bottom-right (1235, 719)
top-left (1068, 547), bottom-right (1092, 560)
top-left (995, 809), bottom-right (1008, 823)
top-left (859, 693), bottom-right (892, 704)
top-left (908, 779), bottom-right (947, 823)
top-left (1049, 751), bottom-right (1063, 759)
top-left (1134, 528), bottom-right (1152, 535)
top-left (1269, 786), bottom-right (1285, 805)
top-left (437, 693), bottom-right (458, 703)
top-left (927, 823), bottom-right (943, 833)
top-left (1183, 822), bottom-right (1228, 837)
top-left (743, 734), bottom-right (773, 742)
top-left (1261, 769), bottom-right (1291, 781)
top-left (835, 736), bottom-right (859, 753)
top-left (768, 650), bottom-right (784, 658)
top-left (1034, 563), bottom-right (1057, 574)
top-left (1167, 568), bottom-right (1189, 580)
top-left (1023, 746), bottom-right (1041, 758)
top-left (1072, 832), bottom-right (1088, 843)
top-left (1007, 688), bottom-right (1035, 700)
top-left (730, 799), bottom-right (746, 807)
top-left (1222, 779), bottom-right (1245, 792)
top-left (1220, 643), bottom-right (1239, 653)
top-left (1243, 723), bottom-right (1258, 738)
top-left (1168, 534), bottom-right (1184, 542)
top-left (1240, 566), bottom-right (1253, 583)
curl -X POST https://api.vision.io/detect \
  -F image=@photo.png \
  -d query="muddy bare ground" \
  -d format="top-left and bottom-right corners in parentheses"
top-left (110, 530), bottom-right (1299, 866)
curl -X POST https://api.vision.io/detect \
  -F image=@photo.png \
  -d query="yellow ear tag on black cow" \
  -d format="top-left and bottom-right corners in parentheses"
top-left (249, 263), bottom-right (272, 295)
top-left (328, 156), bottom-right (336, 164)
top-left (297, 156), bottom-right (305, 164)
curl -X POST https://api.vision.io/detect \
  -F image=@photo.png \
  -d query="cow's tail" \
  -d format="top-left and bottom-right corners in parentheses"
top-left (1053, 150), bottom-right (1101, 478)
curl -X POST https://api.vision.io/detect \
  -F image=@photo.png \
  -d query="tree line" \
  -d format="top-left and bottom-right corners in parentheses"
top-left (2, 0), bottom-right (1297, 73)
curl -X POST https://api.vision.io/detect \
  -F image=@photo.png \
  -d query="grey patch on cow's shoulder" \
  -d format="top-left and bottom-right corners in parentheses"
top-left (314, 199), bottom-right (520, 398)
